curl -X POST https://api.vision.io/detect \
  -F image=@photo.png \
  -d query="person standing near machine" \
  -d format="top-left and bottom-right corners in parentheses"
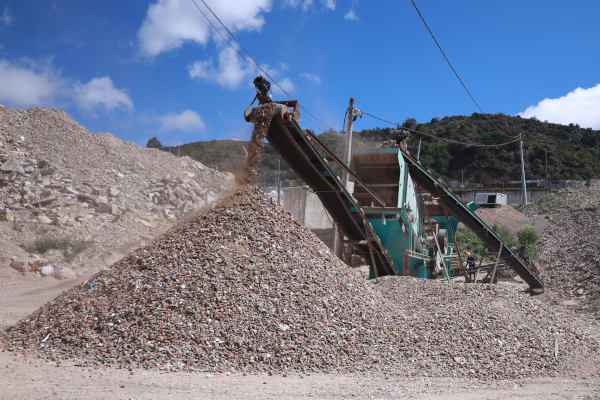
top-left (466, 252), bottom-right (476, 279)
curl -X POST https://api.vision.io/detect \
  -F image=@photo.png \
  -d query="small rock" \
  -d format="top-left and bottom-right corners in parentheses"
top-left (40, 167), bottom-right (56, 176)
top-left (109, 187), bottom-right (120, 197)
top-left (54, 268), bottom-right (77, 280)
top-left (38, 216), bottom-right (53, 224)
top-left (97, 202), bottom-right (111, 214)
top-left (1, 158), bottom-right (25, 175)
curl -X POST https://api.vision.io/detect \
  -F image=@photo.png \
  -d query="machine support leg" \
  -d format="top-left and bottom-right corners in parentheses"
top-left (417, 187), bottom-right (448, 282)
top-left (490, 247), bottom-right (503, 284)
top-left (367, 239), bottom-right (379, 278)
top-left (435, 186), bottom-right (469, 281)
top-left (473, 247), bottom-right (486, 283)
top-left (337, 224), bottom-right (351, 266)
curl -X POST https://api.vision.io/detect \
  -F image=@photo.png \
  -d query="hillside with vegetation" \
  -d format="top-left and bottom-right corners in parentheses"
top-left (149, 113), bottom-right (600, 185)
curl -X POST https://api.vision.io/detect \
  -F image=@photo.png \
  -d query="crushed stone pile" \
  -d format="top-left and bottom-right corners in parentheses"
top-left (518, 180), bottom-right (599, 217)
top-left (0, 106), bottom-right (234, 279)
top-left (371, 276), bottom-right (599, 379)
top-left (3, 187), bottom-right (598, 379)
top-left (0, 106), bottom-right (233, 224)
top-left (538, 207), bottom-right (600, 316)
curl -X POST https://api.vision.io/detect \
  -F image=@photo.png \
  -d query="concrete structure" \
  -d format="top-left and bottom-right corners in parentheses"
top-left (279, 186), bottom-right (342, 258)
top-left (474, 193), bottom-right (508, 207)
top-left (454, 189), bottom-right (552, 205)
top-left (282, 186), bottom-right (333, 229)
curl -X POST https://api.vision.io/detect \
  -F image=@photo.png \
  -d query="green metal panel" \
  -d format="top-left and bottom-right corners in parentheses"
top-left (355, 148), bottom-right (428, 278)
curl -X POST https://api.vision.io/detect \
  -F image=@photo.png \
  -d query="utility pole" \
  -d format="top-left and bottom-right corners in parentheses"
top-left (520, 133), bottom-right (528, 205)
top-left (277, 158), bottom-right (282, 205)
top-left (545, 147), bottom-right (548, 188)
top-left (416, 138), bottom-right (422, 162)
top-left (342, 98), bottom-right (355, 189)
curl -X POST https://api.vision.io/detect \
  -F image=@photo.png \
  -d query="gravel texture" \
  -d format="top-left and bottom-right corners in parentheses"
top-left (0, 105), bottom-right (234, 280)
top-left (518, 180), bottom-right (600, 217)
top-left (538, 206), bottom-right (600, 317)
top-left (3, 186), bottom-right (598, 379)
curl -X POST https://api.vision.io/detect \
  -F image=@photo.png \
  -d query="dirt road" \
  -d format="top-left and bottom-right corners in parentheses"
top-left (1, 350), bottom-right (599, 399)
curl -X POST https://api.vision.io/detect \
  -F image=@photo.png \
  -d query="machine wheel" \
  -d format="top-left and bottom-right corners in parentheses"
top-left (437, 229), bottom-right (448, 255)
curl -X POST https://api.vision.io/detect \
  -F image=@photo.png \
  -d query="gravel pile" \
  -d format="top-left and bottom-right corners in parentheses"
top-left (518, 181), bottom-right (599, 217)
top-left (538, 207), bottom-right (600, 316)
top-left (371, 276), bottom-right (599, 379)
top-left (0, 105), bottom-right (234, 279)
top-left (3, 187), bottom-right (597, 378)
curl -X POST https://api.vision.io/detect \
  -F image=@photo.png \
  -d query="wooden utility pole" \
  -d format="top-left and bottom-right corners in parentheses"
top-left (520, 133), bottom-right (528, 205)
top-left (342, 98), bottom-right (355, 189)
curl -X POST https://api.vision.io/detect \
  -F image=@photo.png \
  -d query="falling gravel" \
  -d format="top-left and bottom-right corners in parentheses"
top-left (2, 186), bottom-right (598, 378)
top-left (241, 103), bottom-right (278, 185)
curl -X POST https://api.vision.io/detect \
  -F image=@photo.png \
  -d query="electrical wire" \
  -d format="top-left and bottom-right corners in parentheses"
top-left (409, 0), bottom-right (518, 139)
top-left (192, 0), bottom-right (335, 132)
top-left (361, 110), bottom-right (520, 147)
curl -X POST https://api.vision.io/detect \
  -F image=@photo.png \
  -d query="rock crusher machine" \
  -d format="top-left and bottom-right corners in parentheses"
top-left (244, 88), bottom-right (543, 290)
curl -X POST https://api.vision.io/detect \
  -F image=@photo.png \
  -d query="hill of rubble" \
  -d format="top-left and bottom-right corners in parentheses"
top-left (0, 104), bottom-right (234, 282)
top-left (517, 180), bottom-right (600, 217)
top-left (3, 186), bottom-right (598, 379)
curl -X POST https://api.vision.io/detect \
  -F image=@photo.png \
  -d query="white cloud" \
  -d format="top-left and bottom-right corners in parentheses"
top-left (157, 109), bottom-right (205, 133)
top-left (275, 77), bottom-right (296, 94)
top-left (138, 0), bottom-right (271, 57)
top-left (188, 46), bottom-right (253, 89)
top-left (0, 58), bottom-right (133, 112)
top-left (518, 84), bottom-right (600, 129)
top-left (344, 10), bottom-right (357, 20)
top-left (74, 77), bottom-right (133, 111)
top-left (300, 72), bottom-right (321, 85)
top-left (345, 0), bottom-right (359, 20)
top-left (0, 7), bottom-right (14, 29)
top-left (285, 0), bottom-right (335, 11)
top-left (0, 59), bottom-right (64, 107)
top-left (189, 46), bottom-right (294, 91)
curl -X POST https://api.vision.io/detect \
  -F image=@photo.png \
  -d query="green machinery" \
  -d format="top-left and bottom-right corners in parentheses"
top-left (244, 98), bottom-right (543, 289)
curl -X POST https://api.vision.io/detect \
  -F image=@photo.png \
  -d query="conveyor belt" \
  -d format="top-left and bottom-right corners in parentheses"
top-left (399, 149), bottom-right (544, 289)
top-left (264, 109), bottom-right (396, 276)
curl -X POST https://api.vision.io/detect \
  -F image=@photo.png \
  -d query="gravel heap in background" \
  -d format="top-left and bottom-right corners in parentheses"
top-left (3, 187), bottom-right (597, 379)
top-left (538, 206), bottom-right (600, 316)
top-left (0, 105), bottom-right (234, 278)
top-left (0, 106), bottom-right (233, 223)
top-left (518, 180), bottom-right (600, 217)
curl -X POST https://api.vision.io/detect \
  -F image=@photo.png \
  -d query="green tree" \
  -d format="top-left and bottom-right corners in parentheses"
top-left (402, 118), bottom-right (417, 130)
top-left (516, 224), bottom-right (541, 259)
top-left (147, 136), bottom-right (164, 150)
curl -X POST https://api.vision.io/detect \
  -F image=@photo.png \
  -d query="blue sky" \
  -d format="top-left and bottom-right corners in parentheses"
top-left (0, 0), bottom-right (599, 147)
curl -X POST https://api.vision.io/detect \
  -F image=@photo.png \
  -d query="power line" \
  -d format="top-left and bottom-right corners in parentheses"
top-left (361, 110), bottom-right (520, 147)
top-left (409, 0), bottom-right (518, 139)
top-left (192, 0), bottom-right (334, 132)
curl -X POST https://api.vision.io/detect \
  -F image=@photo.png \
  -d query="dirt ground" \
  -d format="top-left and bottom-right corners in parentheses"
top-left (1, 269), bottom-right (600, 399)
top-left (1, 349), bottom-right (599, 399)
top-left (474, 204), bottom-right (528, 232)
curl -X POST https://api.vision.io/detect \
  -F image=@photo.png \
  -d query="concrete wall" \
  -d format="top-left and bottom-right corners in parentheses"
top-left (453, 189), bottom-right (552, 205)
top-left (282, 186), bottom-right (333, 229)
